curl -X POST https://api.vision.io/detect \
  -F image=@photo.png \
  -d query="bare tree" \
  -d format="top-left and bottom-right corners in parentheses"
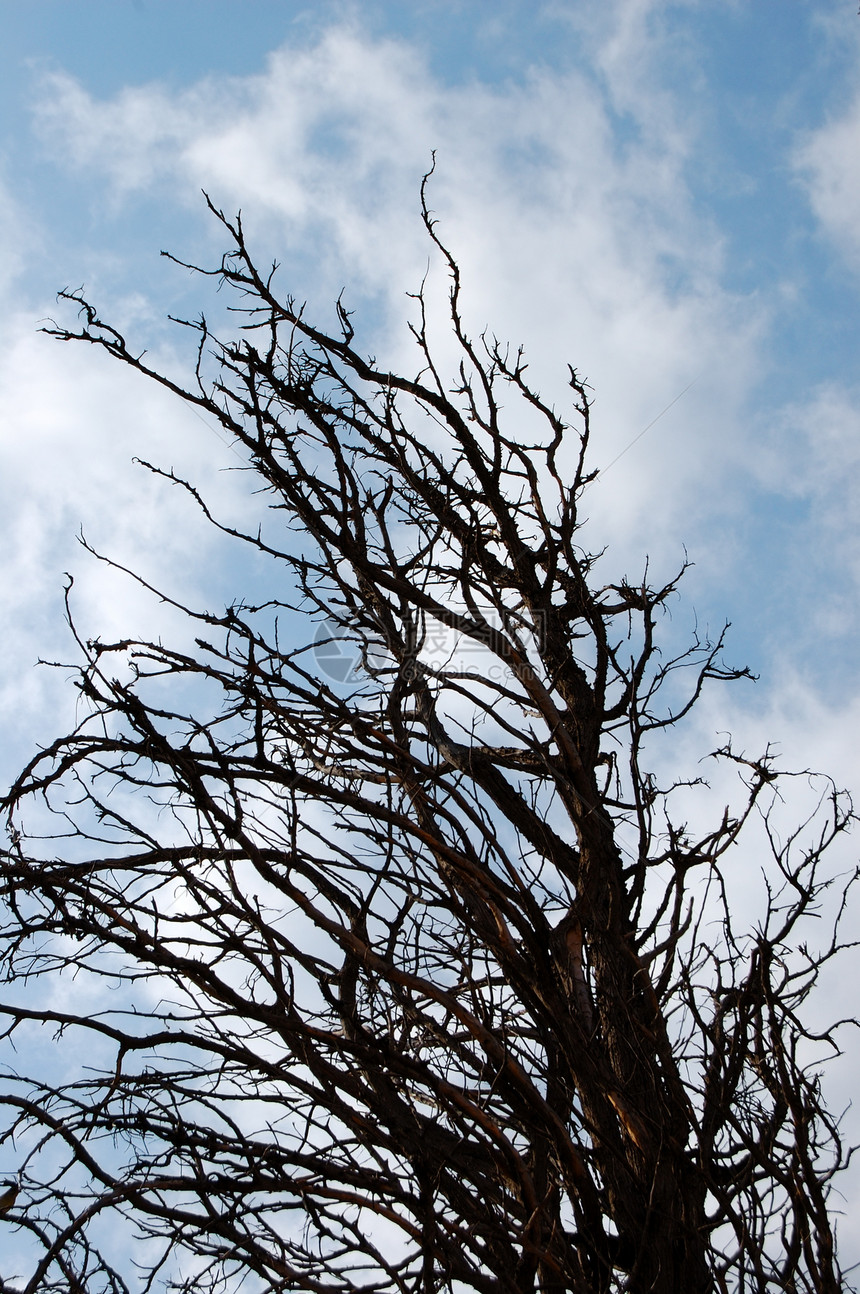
top-left (1, 183), bottom-right (856, 1294)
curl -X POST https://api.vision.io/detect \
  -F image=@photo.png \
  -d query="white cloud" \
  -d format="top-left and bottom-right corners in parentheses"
top-left (26, 20), bottom-right (766, 577)
top-left (796, 86), bottom-right (860, 270)
top-left (0, 169), bottom-right (39, 296)
top-left (0, 290), bottom-right (253, 785)
top-left (743, 380), bottom-right (860, 670)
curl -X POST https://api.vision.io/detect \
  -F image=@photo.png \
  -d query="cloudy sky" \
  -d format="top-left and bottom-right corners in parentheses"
top-left (1, 0), bottom-right (859, 1271)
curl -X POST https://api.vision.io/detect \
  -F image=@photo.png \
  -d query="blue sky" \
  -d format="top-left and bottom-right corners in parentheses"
top-left (1, 0), bottom-right (859, 1275)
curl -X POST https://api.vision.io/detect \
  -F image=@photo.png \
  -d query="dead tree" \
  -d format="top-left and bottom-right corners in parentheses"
top-left (1, 183), bottom-right (856, 1294)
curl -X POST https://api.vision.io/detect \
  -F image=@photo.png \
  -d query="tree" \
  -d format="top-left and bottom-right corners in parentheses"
top-left (1, 182), bottom-right (856, 1294)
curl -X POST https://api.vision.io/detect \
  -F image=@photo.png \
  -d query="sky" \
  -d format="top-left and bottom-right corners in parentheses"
top-left (1, 0), bottom-right (859, 1278)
